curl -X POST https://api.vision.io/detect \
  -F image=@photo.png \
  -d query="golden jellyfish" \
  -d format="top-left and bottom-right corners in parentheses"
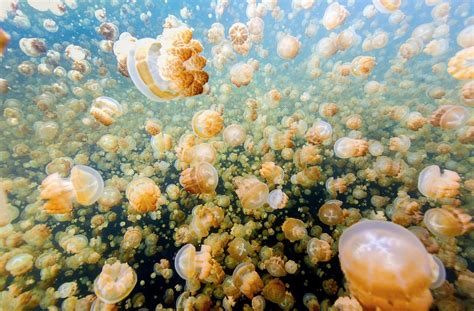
top-left (345, 114), bottom-right (362, 130)
top-left (307, 238), bottom-right (332, 265)
top-left (405, 111), bottom-right (428, 131)
top-left (318, 200), bottom-right (344, 226)
top-left (192, 109), bottom-right (224, 138)
top-left (457, 25), bottom-right (474, 49)
top-left (70, 165), bottom-right (104, 206)
top-left (461, 81), bottom-right (474, 106)
top-left (306, 120), bottom-right (333, 145)
top-left (267, 189), bottom-right (288, 210)
top-left (351, 56), bottom-right (376, 77)
top-left (277, 34), bottom-right (300, 60)
top-left (189, 204), bottom-right (224, 239)
top-left (291, 166), bottom-right (322, 188)
top-left (90, 96), bottom-right (124, 126)
top-left (339, 220), bottom-right (445, 311)
top-left (423, 206), bottom-right (474, 237)
top-left (126, 177), bottom-right (161, 213)
top-left (234, 176), bottom-right (269, 215)
top-left (282, 217), bottom-right (307, 242)
top-left (389, 134), bottom-right (411, 153)
top-left (97, 22), bottom-right (118, 40)
top-left (223, 124), bottom-right (246, 147)
top-left (150, 133), bottom-right (173, 159)
top-left (333, 137), bottom-right (369, 158)
top-left (5, 253), bottom-right (34, 276)
top-left (228, 237), bottom-right (251, 260)
top-left (260, 161), bottom-right (284, 186)
top-left (424, 39), bottom-right (449, 56)
top-left (418, 165), bottom-right (460, 200)
top-left (207, 23), bottom-right (225, 44)
top-left (229, 22), bottom-right (249, 45)
top-left (316, 36), bottom-right (338, 58)
top-left (94, 261), bottom-right (137, 304)
top-left (175, 244), bottom-right (212, 282)
top-left (179, 162), bottom-right (218, 195)
top-left (98, 134), bottom-right (119, 153)
top-left (336, 28), bottom-right (358, 51)
top-left (230, 62), bottom-right (254, 87)
top-left (232, 262), bottom-right (263, 299)
top-left (322, 2), bottom-right (349, 31)
top-left (40, 173), bottom-right (75, 214)
top-left (447, 47), bottom-right (474, 80)
top-left (372, 0), bottom-right (401, 13)
top-left (126, 17), bottom-right (209, 101)
top-left (0, 28), bottom-right (10, 56)
top-left (430, 105), bottom-right (469, 129)
top-left (19, 38), bottom-right (46, 57)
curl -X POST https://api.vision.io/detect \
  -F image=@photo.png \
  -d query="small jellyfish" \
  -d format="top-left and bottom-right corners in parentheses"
top-left (307, 238), bottom-right (332, 265)
top-left (389, 135), bottom-right (411, 153)
top-left (175, 244), bottom-right (212, 282)
top-left (70, 165), bottom-right (104, 206)
top-left (282, 217), bottom-right (307, 242)
top-left (229, 22), bottom-right (249, 45)
top-left (351, 56), bottom-right (376, 77)
top-left (189, 204), bottom-right (224, 239)
top-left (260, 162), bottom-right (284, 186)
top-left (277, 34), bottom-right (300, 60)
top-left (430, 105), bottom-right (469, 129)
top-left (457, 25), bottom-right (474, 49)
top-left (90, 96), bottom-right (124, 126)
top-left (126, 177), bottom-right (161, 213)
top-left (230, 62), bottom-right (254, 87)
top-left (305, 120), bottom-right (333, 145)
top-left (223, 124), bottom-right (246, 147)
top-left (179, 162), bottom-right (219, 195)
top-left (232, 262), bottom-right (263, 299)
top-left (318, 200), bottom-right (344, 226)
top-left (322, 2), bottom-right (349, 31)
top-left (447, 47), bottom-right (474, 80)
top-left (423, 206), bottom-right (473, 237)
top-left (418, 165), bottom-right (461, 200)
top-left (267, 189), bottom-right (288, 210)
top-left (234, 176), bottom-right (269, 215)
top-left (40, 173), bottom-right (75, 214)
top-left (372, 0), bottom-right (401, 13)
top-left (333, 137), bottom-right (369, 158)
top-left (94, 261), bottom-right (137, 304)
top-left (339, 220), bottom-right (445, 310)
top-left (192, 110), bottom-right (224, 138)
top-left (19, 38), bottom-right (46, 57)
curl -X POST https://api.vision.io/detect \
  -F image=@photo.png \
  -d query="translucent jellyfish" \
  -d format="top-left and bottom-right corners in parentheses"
top-left (57, 282), bottom-right (78, 299)
top-left (267, 189), bottom-right (288, 210)
top-left (223, 124), bottom-right (246, 147)
top-left (318, 200), bottom-right (344, 226)
top-left (316, 36), bottom-right (338, 58)
top-left (457, 25), bottom-right (474, 48)
top-left (40, 173), bottom-right (75, 214)
top-left (447, 47), bottom-right (474, 80)
top-left (322, 2), bottom-right (349, 31)
top-left (372, 0), bottom-right (401, 13)
top-left (192, 110), bottom-right (224, 138)
top-left (389, 135), bottom-right (411, 153)
top-left (351, 56), bottom-right (376, 77)
top-left (423, 206), bottom-right (473, 237)
top-left (207, 23), bottom-right (225, 44)
top-left (305, 120), bottom-right (333, 145)
top-left (429, 105), bottom-right (469, 129)
top-left (5, 253), bottom-right (34, 276)
top-left (150, 133), bottom-right (173, 159)
top-left (90, 96), bottom-right (124, 126)
top-left (418, 165), bottom-right (461, 200)
top-left (229, 22), bottom-right (249, 45)
top-left (424, 39), bottom-right (449, 56)
top-left (277, 34), bottom-right (300, 60)
top-left (339, 220), bottom-right (445, 310)
top-left (59, 234), bottom-right (88, 254)
top-left (333, 137), bottom-right (369, 158)
top-left (461, 81), bottom-right (474, 106)
top-left (179, 162), bottom-right (219, 195)
top-left (19, 38), bottom-right (46, 57)
top-left (97, 22), bottom-right (118, 40)
top-left (336, 28), bottom-right (358, 51)
top-left (232, 262), bottom-right (263, 299)
top-left (234, 176), bottom-right (269, 215)
top-left (260, 162), bottom-right (284, 186)
top-left (282, 217), bottom-right (307, 242)
top-left (230, 62), bottom-right (254, 87)
top-left (94, 261), bottom-right (137, 304)
top-left (307, 238), bottom-right (332, 265)
top-left (175, 244), bottom-right (212, 282)
top-left (43, 19), bottom-right (58, 33)
top-left (189, 204), bottom-right (224, 239)
top-left (70, 165), bottom-right (104, 206)
top-left (126, 177), bottom-right (161, 213)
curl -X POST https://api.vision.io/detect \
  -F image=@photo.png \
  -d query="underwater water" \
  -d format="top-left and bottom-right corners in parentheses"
top-left (0, 0), bottom-right (473, 310)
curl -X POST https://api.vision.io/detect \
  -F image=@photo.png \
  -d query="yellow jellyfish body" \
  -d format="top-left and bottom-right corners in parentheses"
top-left (318, 200), bottom-right (344, 226)
top-left (447, 47), bottom-right (474, 80)
top-left (234, 176), bottom-right (269, 214)
top-left (333, 137), bottom-right (369, 158)
top-left (223, 124), bottom-right (246, 147)
top-left (40, 173), bottom-right (75, 214)
top-left (126, 177), bottom-right (161, 213)
top-left (423, 206), bottom-right (474, 237)
top-left (5, 253), bottom-right (34, 276)
top-left (305, 120), bottom-right (333, 145)
top-left (418, 165), bottom-right (461, 200)
top-left (90, 96), bottom-right (124, 126)
top-left (174, 244), bottom-right (212, 281)
top-left (70, 165), bottom-right (104, 206)
top-left (277, 34), bottom-right (300, 60)
top-left (339, 220), bottom-right (445, 311)
top-left (94, 261), bottom-right (137, 304)
top-left (430, 105), bottom-right (469, 129)
top-left (282, 218), bottom-right (307, 242)
top-left (372, 0), bottom-right (401, 13)
top-left (179, 162), bottom-right (219, 195)
top-left (322, 2), bottom-right (349, 31)
top-left (192, 110), bottom-right (224, 138)
top-left (267, 189), bottom-right (288, 210)
top-left (232, 262), bottom-right (263, 299)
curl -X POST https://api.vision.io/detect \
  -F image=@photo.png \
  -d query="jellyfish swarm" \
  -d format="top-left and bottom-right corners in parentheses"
top-left (339, 220), bottom-right (445, 311)
top-left (417, 165), bottom-right (461, 200)
top-left (40, 165), bottom-right (104, 214)
top-left (124, 16), bottom-right (209, 101)
top-left (93, 261), bottom-right (137, 305)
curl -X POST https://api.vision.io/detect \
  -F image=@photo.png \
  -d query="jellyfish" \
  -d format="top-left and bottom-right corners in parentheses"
top-left (5, 253), bottom-right (34, 276)
top-left (189, 204), bottom-right (224, 239)
top-left (351, 56), bottom-right (376, 77)
top-left (318, 200), bottom-right (344, 226)
top-left (372, 0), bottom-right (401, 13)
top-left (126, 177), bottom-right (161, 213)
top-left (307, 238), bottom-right (332, 265)
top-left (277, 34), bottom-right (300, 60)
top-left (232, 262), bottom-right (263, 299)
top-left (234, 176), bottom-right (269, 215)
top-left (70, 165), bottom-right (104, 206)
top-left (333, 137), bottom-right (369, 158)
top-left (260, 162), bottom-right (284, 186)
top-left (179, 162), bottom-right (219, 195)
top-left (305, 120), bottom-right (333, 145)
top-left (175, 244), bottom-right (213, 284)
top-left (389, 135), bottom-right (411, 153)
top-left (423, 206), bottom-right (473, 237)
top-left (457, 25), bottom-right (474, 49)
top-left (322, 2), bottom-right (349, 31)
top-left (223, 124), bottom-right (246, 147)
top-left (94, 261), bottom-right (137, 305)
top-left (229, 22), bottom-right (249, 45)
top-left (90, 96), bottom-right (124, 126)
top-left (230, 62), bottom-right (254, 87)
top-left (0, 28), bottom-right (9, 56)
top-left (192, 110), bottom-right (224, 138)
top-left (19, 38), bottom-right (46, 57)
top-left (447, 47), bottom-right (474, 80)
top-left (418, 165), bottom-right (461, 200)
top-left (282, 218), bottom-right (307, 242)
top-left (267, 189), bottom-right (288, 210)
top-left (429, 105), bottom-right (469, 129)
top-left (339, 220), bottom-right (445, 310)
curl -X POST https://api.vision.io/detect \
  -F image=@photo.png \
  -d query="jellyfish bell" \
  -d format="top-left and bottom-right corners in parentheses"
top-left (447, 47), bottom-right (474, 80)
top-left (90, 96), bottom-right (124, 126)
top-left (267, 189), bottom-right (288, 210)
top-left (339, 220), bottom-right (445, 311)
top-left (418, 165), bottom-right (461, 200)
top-left (70, 165), bottom-right (104, 206)
top-left (318, 200), bottom-right (344, 226)
top-left (179, 162), bottom-right (219, 195)
top-left (423, 206), bottom-right (474, 237)
top-left (232, 262), bottom-right (263, 299)
top-left (192, 110), bottom-right (224, 139)
top-left (306, 120), bottom-right (333, 145)
top-left (223, 124), bottom-right (246, 147)
top-left (333, 137), bottom-right (369, 158)
top-left (126, 177), bottom-right (161, 213)
top-left (372, 0), bottom-right (401, 14)
top-left (277, 34), bottom-right (300, 60)
top-left (322, 2), bottom-right (349, 31)
top-left (174, 244), bottom-right (212, 282)
top-left (94, 261), bottom-right (137, 305)
top-left (457, 25), bottom-right (474, 49)
top-left (230, 62), bottom-right (254, 87)
top-left (19, 38), bottom-right (46, 57)
top-left (234, 176), bottom-right (269, 215)
top-left (430, 105), bottom-right (469, 129)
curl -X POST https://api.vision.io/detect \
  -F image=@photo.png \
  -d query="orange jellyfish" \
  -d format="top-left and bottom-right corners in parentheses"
top-left (192, 110), bottom-right (224, 139)
top-left (223, 124), bottom-right (246, 147)
top-left (232, 262), bottom-right (263, 299)
top-left (282, 218), bottom-right (308, 242)
top-left (179, 162), bottom-right (219, 195)
top-left (90, 96), bottom-right (124, 126)
top-left (447, 47), bottom-right (474, 80)
top-left (94, 261), bottom-right (137, 305)
top-left (318, 200), bottom-right (344, 226)
top-left (423, 206), bottom-right (474, 237)
top-left (305, 120), bottom-right (333, 145)
top-left (234, 176), bottom-right (269, 215)
top-left (372, 0), bottom-right (401, 13)
top-left (175, 244), bottom-right (213, 284)
top-left (333, 137), bottom-right (369, 158)
top-left (418, 165), bottom-right (461, 200)
top-left (430, 105), bottom-right (469, 129)
top-left (351, 56), bottom-right (376, 77)
top-left (267, 189), bottom-right (288, 210)
top-left (339, 220), bottom-right (446, 311)
top-left (126, 177), bottom-right (161, 213)
top-left (277, 34), bottom-right (300, 60)
top-left (70, 165), bottom-right (104, 206)
top-left (322, 2), bottom-right (349, 31)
